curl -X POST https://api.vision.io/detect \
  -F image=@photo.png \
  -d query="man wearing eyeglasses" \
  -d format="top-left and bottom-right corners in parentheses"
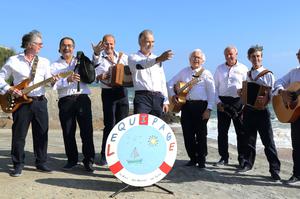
top-left (51, 37), bottom-right (96, 172)
top-left (274, 49), bottom-right (300, 185)
top-left (0, 30), bottom-right (58, 177)
top-left (167, 49), bottom-right (215, 169)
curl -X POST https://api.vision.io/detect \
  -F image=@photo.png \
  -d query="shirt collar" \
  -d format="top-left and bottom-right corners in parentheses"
top-left (101, 50), bottom-right (118, 58)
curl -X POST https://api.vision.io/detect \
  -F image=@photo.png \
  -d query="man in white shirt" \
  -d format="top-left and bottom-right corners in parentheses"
top-left (213, 46), bottom-right (248, 168)
top-left (0, 30), bottom-right (57, 177)
top-left (92, 34), bottom-right (129, 166)
top-left (239, 45), bottom-right (281, 182)
top-left (168, 49), bottom-right (215, 169)
top-left (51, 37), bottom-right (95, 172)
top-left (128, 29), bottom-right (173, 117)
top-left (274, 49), bottom-right (300, 185)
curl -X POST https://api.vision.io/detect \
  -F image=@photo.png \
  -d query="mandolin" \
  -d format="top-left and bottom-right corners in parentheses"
top-left (169, 68), bottom-right (204, 113)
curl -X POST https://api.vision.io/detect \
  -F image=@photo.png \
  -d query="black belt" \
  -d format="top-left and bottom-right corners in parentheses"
top-left (61, 94), bottom-right (87, 99)
top-left (135, 90), bottom-right (162, 96)
top-left (186, 100), bottom-right (206, 103)
top-left (29, 95), bottom-right (45, 101)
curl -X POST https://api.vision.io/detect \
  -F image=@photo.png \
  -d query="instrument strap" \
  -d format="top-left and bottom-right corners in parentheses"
top-left (247, 69), bottom-right (272, 81)
top-left (30, 56), bottom-right (39, 81)
top-left (104, 52), bottom-right (123, 65)
top-left (116, 52), bottom-right (123, 65)
top-left (188, 67), bottom-right (205, 90)
top-left (193, 67), bottom-right (205, 78)
top-left (100, 52), bottom-right (124, 87)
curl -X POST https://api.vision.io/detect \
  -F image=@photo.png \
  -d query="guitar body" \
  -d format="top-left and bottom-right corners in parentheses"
top-left (0, 71), bottom-right (73, 113)
top-left (272, 82), bottom-right (300, 123)
top-left (0, 79), bottom-right (33, 113)
top-left (169, 81), bottom-right (190, 113)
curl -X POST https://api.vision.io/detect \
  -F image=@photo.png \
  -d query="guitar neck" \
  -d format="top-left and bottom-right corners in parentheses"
top-left (177, 78), bottom-right (198, 94)
top-left (22, 78), bottom-right (52, 94)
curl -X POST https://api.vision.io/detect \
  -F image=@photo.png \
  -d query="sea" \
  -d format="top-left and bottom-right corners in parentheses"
top-left (127, 87), bottom-right (292, 150)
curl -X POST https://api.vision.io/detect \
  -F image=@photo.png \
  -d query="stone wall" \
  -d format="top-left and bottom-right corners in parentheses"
top-left (0, 87), bottom-right (103, 129)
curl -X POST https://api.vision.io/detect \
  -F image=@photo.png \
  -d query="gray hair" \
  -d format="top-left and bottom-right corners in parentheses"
top-left (138, 29), bottom-right (153, 45)
top-left (21, 30), bottom-right (42, 49)
top-left (189, 49), bottom-right (206, 63)
top-left (224, 45), bottom-right (238, 54)
top-left (247, 44), bottom-right (263, 58)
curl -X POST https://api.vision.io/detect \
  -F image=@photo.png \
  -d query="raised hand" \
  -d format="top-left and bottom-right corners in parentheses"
top-left (91, 40), bottom-right (105, 56)
top-left (156, 50), bottom-right (174, 63)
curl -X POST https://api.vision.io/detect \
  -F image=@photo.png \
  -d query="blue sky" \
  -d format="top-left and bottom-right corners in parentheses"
top-left (1, 0), bottom-right (299, 80)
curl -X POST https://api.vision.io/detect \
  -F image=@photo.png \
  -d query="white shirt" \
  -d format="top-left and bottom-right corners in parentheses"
top-left (247, 66), bottom-right (275, 102)
top-left (93, 50), bottom-right (128, 89)
top-left (274, 66), bottom-right (300, 95)
top-left (51, 56), bottom-right (91, 99)
top-left (247, 66), bottom-right (275, 88)
top-left (167, 66), bottom-right (215, 110)
top-left (128, 51), bottom-right (169, 104)
top-left (214, 61), bottom-right (248, 104)
top-left (0, 53), bottom-right (51, 96)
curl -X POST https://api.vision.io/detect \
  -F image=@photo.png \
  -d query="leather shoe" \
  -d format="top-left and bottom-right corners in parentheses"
top-left (238, 164), bottom-right (252, 173)
top-left (84, 162), bottom-right (94, 172)
top-left (10, 166), bottom-right (23, 177)
top-left (98, 155), bottom-right (107, 166)
top-left (198, 163), bottom-right (206, 170)
top-left (285, 175), bottom-right (300, 185)
top-left (63, 162), bottom-right (78, 171)
top-left (185, 160), bottom-right (196, 166)
top-left (36, 165), bottom-right (52, 173)
top-left (213, 158), bottom-right (228, 166)
top-left (271, 172), bottom-right (281, 182)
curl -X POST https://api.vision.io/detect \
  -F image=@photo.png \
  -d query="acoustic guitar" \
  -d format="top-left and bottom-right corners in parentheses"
top-left (169, 68), bottom-right (204, 113)
top-left (0, 71), bottom-right (73, 113)
top-left (272, 82), bottom-right (300, 123)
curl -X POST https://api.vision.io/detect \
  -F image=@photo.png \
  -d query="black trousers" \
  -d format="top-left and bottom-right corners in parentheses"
top-left (101, 87), bottom-right (129, 155)
top-left (217, 96), bottom-right (246, 165)
top-left (181, 100), bottom-right (208, 165)
top-left (133, 91), bottom-right (164, 118)
top-left (58, 94), bottom-right (95, 164)
top-left (11, 97), bottom-right (49, 168)
top-left (243, 106), bottom-right (281, 174)
top-left (291, 117), bottom-right (300, 177)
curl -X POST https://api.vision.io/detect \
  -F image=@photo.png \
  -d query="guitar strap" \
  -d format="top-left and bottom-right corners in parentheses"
top-left (178, 67), bottom-right (205, 93)
top-left (30, 56), bottom-right (39, 81)
top-left (189, 67), bottom-right (205, 90)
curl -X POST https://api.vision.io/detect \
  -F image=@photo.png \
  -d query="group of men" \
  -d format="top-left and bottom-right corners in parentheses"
top-left (0, 29), bottom-right (299, 186)
top-left (168, 45), bottom-right (300, 185)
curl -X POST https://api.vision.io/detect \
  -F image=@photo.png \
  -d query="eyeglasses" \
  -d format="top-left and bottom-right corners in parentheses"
top-left (61, 44), bottom-right (74, 48)
top-left (32, 42), bottom-right (43, 46)
top-left (192, 56), bottom-right (202, 60)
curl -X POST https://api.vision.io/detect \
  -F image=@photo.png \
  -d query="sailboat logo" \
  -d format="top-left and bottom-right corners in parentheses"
top-left (127, 147), bottom-right (143, 164)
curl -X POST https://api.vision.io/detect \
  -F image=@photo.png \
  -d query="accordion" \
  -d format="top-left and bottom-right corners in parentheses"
top-left (241, 81), bottom-right (271, 110)
top-left (101, 64), bottom-right (133, 87)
